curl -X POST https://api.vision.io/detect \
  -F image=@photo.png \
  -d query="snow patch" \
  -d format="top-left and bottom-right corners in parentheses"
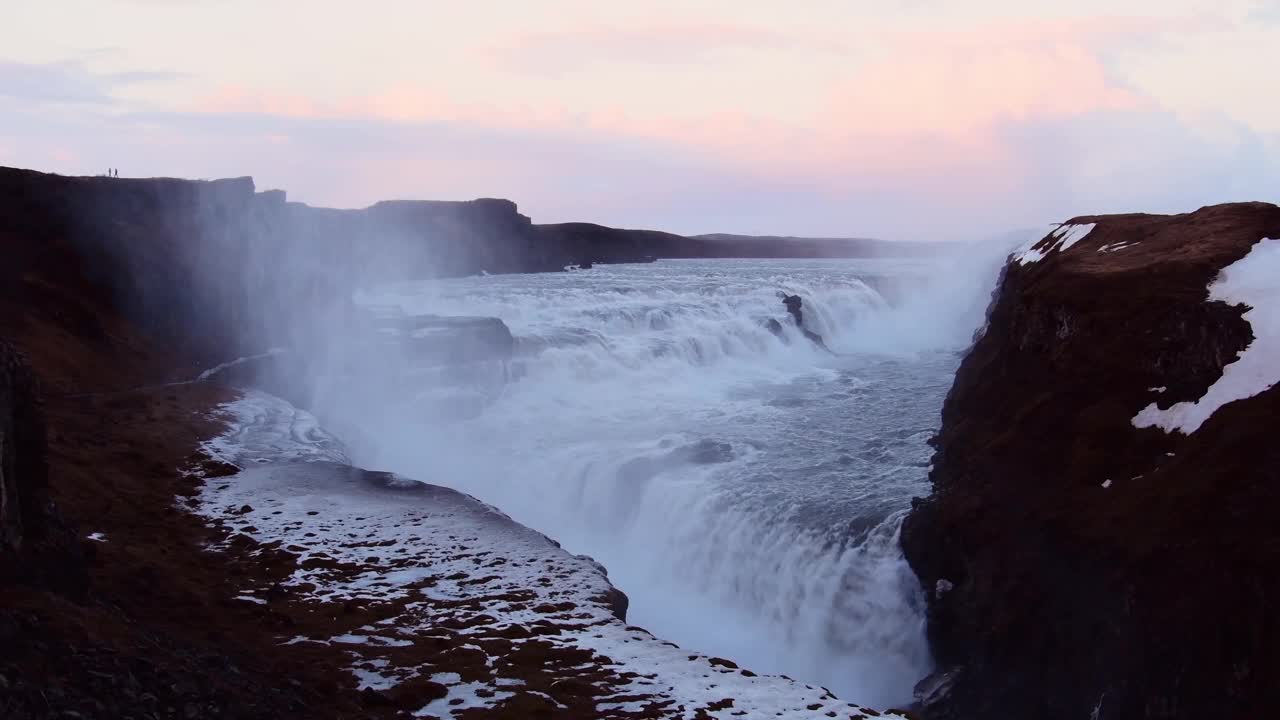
top-left (1012, 223), bottom-right (1098, 265)
top-left (420, 680), bottom-right (513, 718)
top-left (1099, 241), bottom-right (1140, 253)
top-left (1133, 239), bottom-right (1280, 434)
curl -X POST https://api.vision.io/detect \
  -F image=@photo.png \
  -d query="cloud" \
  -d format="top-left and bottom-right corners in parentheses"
top-left (0, 59), bottom-right (183, 104)
top-left (1250, 1), bottom-right (1280, 22)
top-left (3, 12), bottom-right (1274, 240)
top-left (486, 22), bottom-right (838, 73)
top-left (7, 87), bottom-right (1274, 243)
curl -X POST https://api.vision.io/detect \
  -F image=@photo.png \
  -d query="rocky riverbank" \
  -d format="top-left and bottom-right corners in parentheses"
top-left (902, 202), bottom-right (1280, 719)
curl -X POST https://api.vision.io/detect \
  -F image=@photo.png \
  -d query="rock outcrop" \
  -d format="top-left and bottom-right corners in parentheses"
top-left (0, 344), bottom-right (46, 558)
top-left (901, 202), bottom-right (1280, 719)
top-left (0, 342), bottom-right (86, 597)
top-left (777, 294), bottom-right (831, 352)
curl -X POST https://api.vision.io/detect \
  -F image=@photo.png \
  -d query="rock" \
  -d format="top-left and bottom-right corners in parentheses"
top-left (913, 668), bottom-right (960, 716)
top-left (764, 318), bottom-right (784, 338)
top-left (801, 327), bottom-right (832, 353)
top-left (775, 294), bottom-right (832, 352)
top-left (358, 687), bottom-right (392, 706)
top-left (388, 314), bottom-right (515, 367)
top-left (781, 294), bottom-right (804, 326)
top-left (672, 439), bottom-right (735, 465)
top-left (0, 342), bottom-right (44, 556)
top-left (0, 342), bottom-right (86, 596)
top-left (900, 202), bottom-right (1280, 720)
top-left (934, 578), bottom-right (953, 597)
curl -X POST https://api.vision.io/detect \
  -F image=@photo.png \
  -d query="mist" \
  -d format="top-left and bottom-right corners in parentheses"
top-left (58, 171), bottom-right (1016, 709)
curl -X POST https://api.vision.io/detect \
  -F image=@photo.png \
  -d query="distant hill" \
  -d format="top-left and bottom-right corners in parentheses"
top-left (692, 233), bottom-right (948, 258)
top-left (534, 225), bottom-right (943, 265)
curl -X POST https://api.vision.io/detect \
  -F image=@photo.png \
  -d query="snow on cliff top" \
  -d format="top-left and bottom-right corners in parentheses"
top-left (1133, 238), bottom-right (1280, 434)
top-left (1012, 223), bottom-right (1098, 265)
top-left (196, 390), bottom-right (907, 719)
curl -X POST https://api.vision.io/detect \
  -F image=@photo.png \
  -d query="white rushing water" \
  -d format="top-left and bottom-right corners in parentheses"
top-left (324, 254), bottom-right (1003, 708)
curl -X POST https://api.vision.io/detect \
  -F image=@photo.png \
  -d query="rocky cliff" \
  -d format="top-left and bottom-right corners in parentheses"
top-left (0, 167), bottom-right (544, 365)
top-left (901, 202), bottom-right (1280, 719)
top-left (0, 343), bottom-right (65, 586)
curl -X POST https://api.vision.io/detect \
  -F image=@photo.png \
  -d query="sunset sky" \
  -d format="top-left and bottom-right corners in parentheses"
top-left (4, 1), bottom-right (1280, 239)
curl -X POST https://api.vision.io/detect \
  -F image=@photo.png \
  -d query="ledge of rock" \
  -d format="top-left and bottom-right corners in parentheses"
top-left (901, 202), bottom-right (1280, 719)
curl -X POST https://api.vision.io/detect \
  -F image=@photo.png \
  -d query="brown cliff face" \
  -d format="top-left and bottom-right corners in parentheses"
top-left (901, 202), bottom-right (1280, 719)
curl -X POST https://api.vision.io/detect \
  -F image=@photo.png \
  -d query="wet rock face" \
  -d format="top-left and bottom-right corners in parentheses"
top-left (900, 202), bottom-right (1280, 720)
top-left (390, 315), bottom-right (516, 367)
top-left (0, 342), bottom-right (83, 596)
top-left (0, 343), bottom-right (47, 556)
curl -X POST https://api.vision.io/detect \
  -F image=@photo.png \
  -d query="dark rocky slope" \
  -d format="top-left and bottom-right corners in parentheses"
top-left (902, 202), bottom-right (1280, 719)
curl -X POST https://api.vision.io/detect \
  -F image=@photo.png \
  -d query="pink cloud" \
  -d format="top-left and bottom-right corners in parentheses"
top-left (185, 15), bottom-right (1225, 206)
top-left (487, 22), bottom-right (836, 71)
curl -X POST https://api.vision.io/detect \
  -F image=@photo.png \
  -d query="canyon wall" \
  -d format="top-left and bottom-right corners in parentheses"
top-left (902, 202), bottom-right (1280, 719)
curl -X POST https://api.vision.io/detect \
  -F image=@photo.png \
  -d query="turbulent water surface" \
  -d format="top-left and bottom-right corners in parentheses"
top-left (338, 256), bottom-right (1001, 707)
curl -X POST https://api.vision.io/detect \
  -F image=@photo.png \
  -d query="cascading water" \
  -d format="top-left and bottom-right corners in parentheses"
top-left (325, 254), bottom-right (1004, 708)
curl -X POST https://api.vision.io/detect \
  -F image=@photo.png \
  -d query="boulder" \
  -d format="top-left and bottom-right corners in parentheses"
top-left (386, 315), bottom-right (515, 367)
top-left (781, 294), bottom-right (804, 326)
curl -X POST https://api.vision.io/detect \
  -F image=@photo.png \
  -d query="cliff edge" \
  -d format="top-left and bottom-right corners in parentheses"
top-left (901, 202), bottom-right (1280, 719)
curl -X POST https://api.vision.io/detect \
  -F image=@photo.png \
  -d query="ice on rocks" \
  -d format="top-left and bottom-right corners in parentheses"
top-left (196, 390), bottom-right (909, 719)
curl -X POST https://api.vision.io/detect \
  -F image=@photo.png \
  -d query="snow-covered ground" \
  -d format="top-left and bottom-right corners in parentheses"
top-left (1134, 238), bottom-right (1280, 434)
top-left (194, 389), bottom-right (909, 719)
top-left (1012, 223), bottom-right (1097, 265)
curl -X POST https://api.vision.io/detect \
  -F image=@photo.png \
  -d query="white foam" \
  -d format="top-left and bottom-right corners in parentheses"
top-left (341, 259), bottom-right (979, 706)
top-left (202, 388), bottom-right (348, 466)
top-left (86, 532), bottom-right (107, 542)
top-left (1133, 239), bottom-right (1280, 434)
